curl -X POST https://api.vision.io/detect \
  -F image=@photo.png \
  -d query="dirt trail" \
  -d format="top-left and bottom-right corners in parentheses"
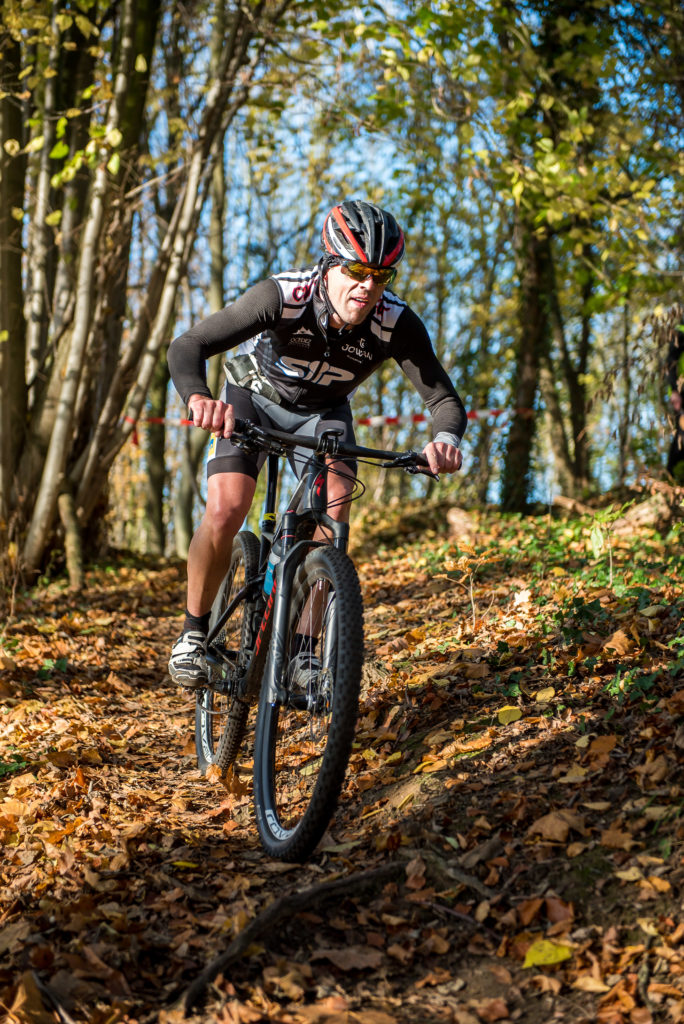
top-left (2, 511), bottom-right (684, 1023)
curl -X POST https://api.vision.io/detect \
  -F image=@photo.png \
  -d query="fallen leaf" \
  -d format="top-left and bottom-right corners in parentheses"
top-left (572, 974), bottom-right (610, 992)
top-left (498, 705), bottom-right (522, 725)
top-left (588, 735), bottom-right (618, 756)
top-left (534, 687), bottom-right (555, 703)
top-left (523, 939), bottom-right (573, 968)
top-left (558, 764), bottom-right (588, 783)
top-left (604, 630), bottom-right (633, 655)
top-left (600, 827), bottom-right (637, 851)
top-left (528, 810), bottom-right (585, 843)
top-left (0, 919), bottom-right (31, 956)
top-left (531, 974), bottom-right (562, 995)
top-left (469, 997), bottom-right (509, 1022)
top-left (615, 866), bottom-right (644, 882)
top-left (9, 971), bottom-right (55, 1024)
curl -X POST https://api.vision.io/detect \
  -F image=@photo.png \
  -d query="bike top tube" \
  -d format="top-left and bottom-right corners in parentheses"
top-left (231, 417), bottom-right (431, 470)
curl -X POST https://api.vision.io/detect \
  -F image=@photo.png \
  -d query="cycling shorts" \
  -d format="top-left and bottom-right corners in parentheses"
top-left (206, 383), bottom-right (357, 481)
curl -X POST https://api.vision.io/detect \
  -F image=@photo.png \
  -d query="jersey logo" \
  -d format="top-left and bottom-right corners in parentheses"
top-left (340, 341), bottom-right (373, 361)
top-left (292, 279), bottom-right (314, 302)
top-left (290, 329), bottom-right (315, 348)
top-left (276, 355), bottom-right (356, 387)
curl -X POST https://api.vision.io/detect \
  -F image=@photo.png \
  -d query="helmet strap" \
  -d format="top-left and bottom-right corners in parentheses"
top-left (318, 256), bottom-right (354, 331)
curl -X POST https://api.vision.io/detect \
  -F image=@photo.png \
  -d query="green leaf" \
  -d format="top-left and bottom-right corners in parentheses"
top-left (45, 210), bottom-right (62, 226)
top-left (49, 140), bottom-right (69, 160)
top-left (107, 152), bottom-right (120, 176)
top-left (590, 525), bottom-right (604, 558)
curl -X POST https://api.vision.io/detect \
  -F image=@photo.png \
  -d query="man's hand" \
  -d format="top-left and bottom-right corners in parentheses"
top-left (422, 440), bottom-right (462, 475)
top-left (188, 394), bottom-right (235, 438)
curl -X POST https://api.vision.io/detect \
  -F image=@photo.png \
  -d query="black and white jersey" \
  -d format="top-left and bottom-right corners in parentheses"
top-left (168, 266), bottom-right (467, 440)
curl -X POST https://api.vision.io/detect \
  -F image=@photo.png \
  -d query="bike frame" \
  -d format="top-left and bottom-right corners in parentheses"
top-left (205, 429), bottom-right (351, 706)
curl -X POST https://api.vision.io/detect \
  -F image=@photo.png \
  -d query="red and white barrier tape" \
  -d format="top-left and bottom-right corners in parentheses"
top-left (124, 408), bottom-right (533, 445)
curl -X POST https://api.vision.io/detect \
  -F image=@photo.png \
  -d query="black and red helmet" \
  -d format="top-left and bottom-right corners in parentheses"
top-left (321, 200), bottom-right (405, 268)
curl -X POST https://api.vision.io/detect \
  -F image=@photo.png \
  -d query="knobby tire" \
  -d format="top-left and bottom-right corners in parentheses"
top-left (253, 546), bottom-right (364, 862)
top-left (195, 531), bottom-right (260, 775)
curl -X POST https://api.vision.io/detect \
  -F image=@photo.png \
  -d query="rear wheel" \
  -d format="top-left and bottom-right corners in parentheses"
top-left (253, 546), bottom-right (364, 861)
top-left (195, 531), bottom-right (260, 775)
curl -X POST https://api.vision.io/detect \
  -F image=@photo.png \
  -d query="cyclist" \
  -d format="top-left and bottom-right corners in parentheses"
top-left (167, 200), bottom-right (467, 688)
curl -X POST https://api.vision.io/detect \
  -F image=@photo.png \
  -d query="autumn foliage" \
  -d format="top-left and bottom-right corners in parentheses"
top-left (1, 502), bottom-right (683, 1023)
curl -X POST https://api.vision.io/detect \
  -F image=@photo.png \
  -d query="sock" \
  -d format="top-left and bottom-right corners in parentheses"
top-left (293, 634), bottom-right (318, 656)
top-left (183, 609), bottom-right (210, 635)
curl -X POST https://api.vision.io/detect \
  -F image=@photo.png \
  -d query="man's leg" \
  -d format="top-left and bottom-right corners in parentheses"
top-left (169, 471), bottom-right (256, 688)
top-left (187, 472), bottom-right (257, 616)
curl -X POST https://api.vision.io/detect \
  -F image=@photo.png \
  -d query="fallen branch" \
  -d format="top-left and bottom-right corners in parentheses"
top-left (177, 861), bottom-right (403, 1016)
top-left (552, 494), bottom-right (595, 516)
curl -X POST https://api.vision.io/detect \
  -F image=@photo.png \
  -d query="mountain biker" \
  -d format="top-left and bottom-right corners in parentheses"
top-left (167, 199), bottom-right (467, 688)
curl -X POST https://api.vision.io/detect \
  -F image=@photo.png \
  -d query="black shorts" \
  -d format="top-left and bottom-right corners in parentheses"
top-left (206, 383), bottom-right (357, 481)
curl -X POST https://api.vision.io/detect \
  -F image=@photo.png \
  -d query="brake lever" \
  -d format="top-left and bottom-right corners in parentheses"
top-left (382, 452), bottom-right (440, 480)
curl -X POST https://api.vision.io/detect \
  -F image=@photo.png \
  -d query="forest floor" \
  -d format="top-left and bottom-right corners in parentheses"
top-left (1, 496), bottom-right (684, 1024)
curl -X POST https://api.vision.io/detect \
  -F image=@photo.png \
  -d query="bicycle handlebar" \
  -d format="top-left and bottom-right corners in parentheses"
top-left (231, 417), bottom-right (432, 472)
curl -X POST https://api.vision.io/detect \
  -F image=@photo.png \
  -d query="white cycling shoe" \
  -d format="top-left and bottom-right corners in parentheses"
top-left (168, 630), bottom-right (208, 689)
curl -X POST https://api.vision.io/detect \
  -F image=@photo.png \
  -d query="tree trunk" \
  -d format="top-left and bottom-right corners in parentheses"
top-left (22, 0), bottom-right (138, 573)
top-left (144, 358), bottom-right (169, 556)
top-left (24, 0), bottom-right (60, 388)
top-left (0, 21), bottom-right (27, 526)
top-left (501, 228), bottom-right (550, 512)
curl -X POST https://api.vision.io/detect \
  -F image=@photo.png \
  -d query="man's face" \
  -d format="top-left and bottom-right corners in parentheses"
top-left (324, 265), bottom-right (387, 328)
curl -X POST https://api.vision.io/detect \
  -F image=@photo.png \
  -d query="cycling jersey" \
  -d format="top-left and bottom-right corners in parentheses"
top-left (168, 266), bottom-right (467, 441)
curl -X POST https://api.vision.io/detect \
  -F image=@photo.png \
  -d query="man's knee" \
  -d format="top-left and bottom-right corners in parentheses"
top-left (203, 474), bottom-right (255, 536)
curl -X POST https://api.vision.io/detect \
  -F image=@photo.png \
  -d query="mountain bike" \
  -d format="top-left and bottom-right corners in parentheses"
top-left (195, 417), bottom-right (432, 862)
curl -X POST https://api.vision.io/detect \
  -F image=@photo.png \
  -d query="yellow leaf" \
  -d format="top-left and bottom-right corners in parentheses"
top-left (615, 866), bottom-right (644, 882)
top-left (549, 566), bottom-right (565, 577)
top-left (535, 687), bottom-right (555, 703)
top-left (498, 705), bottom-right (522, 725)
top-left (523, 939), bottom-right (572, 969)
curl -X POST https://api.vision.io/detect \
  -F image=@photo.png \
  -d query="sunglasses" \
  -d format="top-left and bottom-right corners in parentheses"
top-left (338, 261), bottom-right (397, 285)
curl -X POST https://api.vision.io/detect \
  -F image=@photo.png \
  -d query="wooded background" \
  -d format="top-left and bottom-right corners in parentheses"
top-left (1, 0), bottom-right (682, 584)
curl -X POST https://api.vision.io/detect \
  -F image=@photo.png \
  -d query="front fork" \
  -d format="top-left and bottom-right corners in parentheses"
top-left (263, 513), bottom-right (348, 704)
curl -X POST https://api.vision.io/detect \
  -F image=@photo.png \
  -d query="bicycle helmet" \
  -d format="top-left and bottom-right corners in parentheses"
top-left (321, 200), bottom-right (405, 268)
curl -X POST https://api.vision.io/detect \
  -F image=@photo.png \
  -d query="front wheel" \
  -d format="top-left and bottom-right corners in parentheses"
top-left (253, 546), bottom-right (364, 861)
top-left (195, 530), bottom-right (260, 775)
